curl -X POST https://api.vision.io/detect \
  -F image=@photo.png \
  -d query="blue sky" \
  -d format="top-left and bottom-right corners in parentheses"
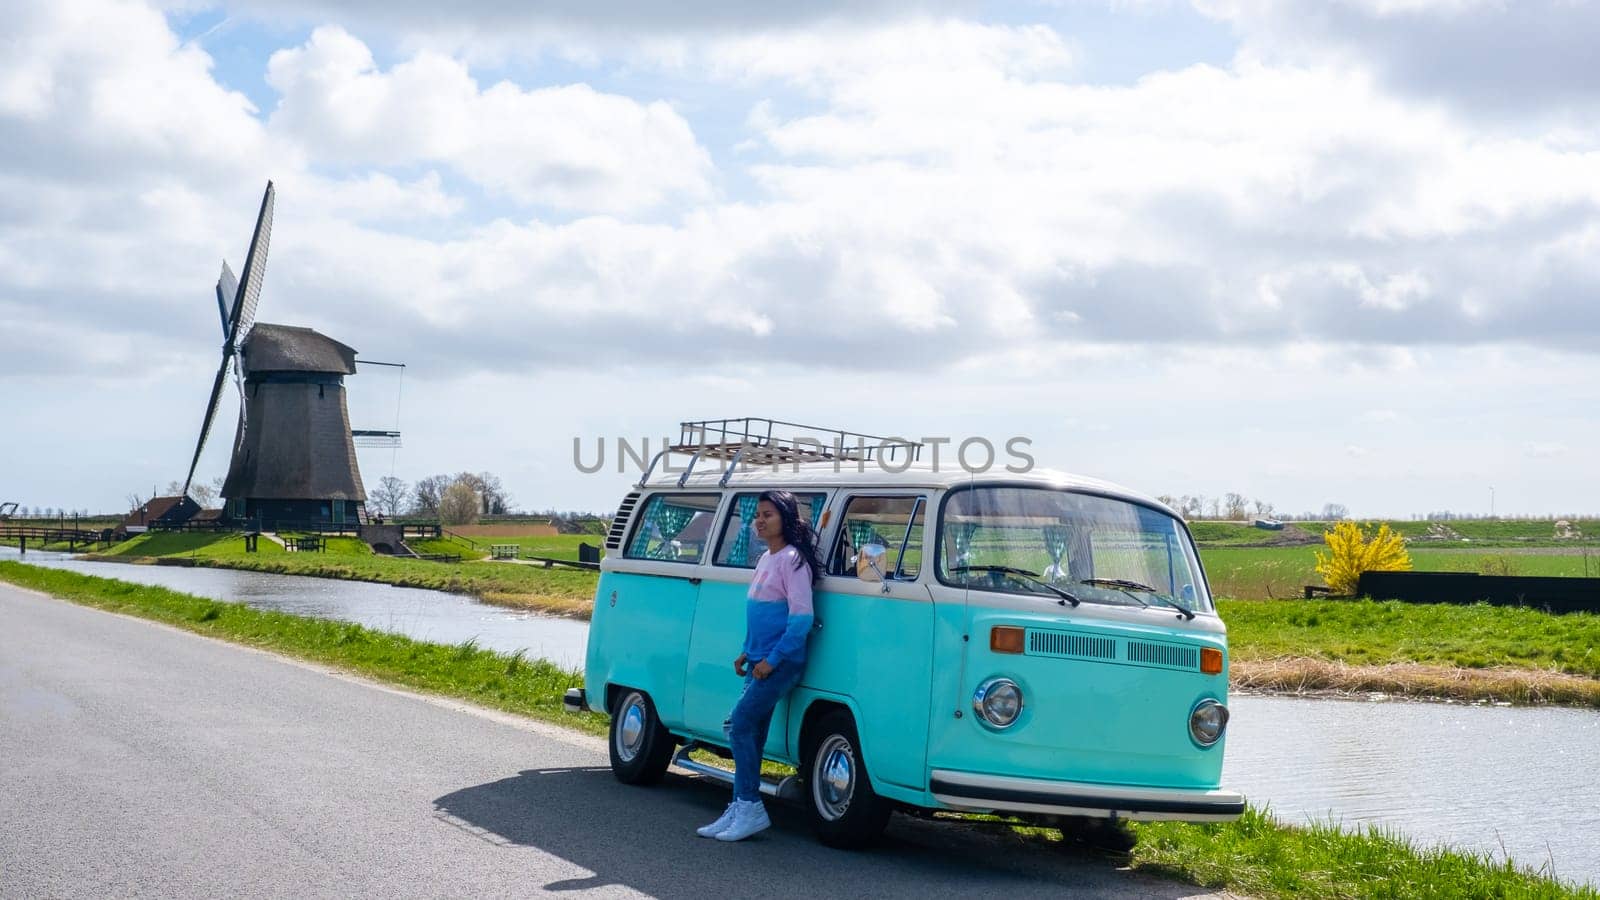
top-left (3, 0), bottom-right (1599, 518)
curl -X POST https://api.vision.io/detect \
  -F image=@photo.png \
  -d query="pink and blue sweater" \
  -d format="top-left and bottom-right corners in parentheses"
top-left (743, 545), bottom-right (815, 669)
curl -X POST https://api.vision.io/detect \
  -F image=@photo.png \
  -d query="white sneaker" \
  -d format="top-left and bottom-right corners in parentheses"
top-left (697, 802), bottom-right (740, 838)
top-left (714, 800), bottom-right (771, 842)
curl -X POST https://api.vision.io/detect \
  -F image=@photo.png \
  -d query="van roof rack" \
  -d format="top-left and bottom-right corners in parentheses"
top-left (637, 418), bottom-right (924, 488)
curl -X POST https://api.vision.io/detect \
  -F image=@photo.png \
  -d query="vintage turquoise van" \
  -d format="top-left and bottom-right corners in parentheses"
top-left (565, 420), bottom-right (1243, 848)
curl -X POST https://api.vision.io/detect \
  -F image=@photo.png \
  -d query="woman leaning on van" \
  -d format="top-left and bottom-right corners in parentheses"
top-left (697, 489), bottom-right (822, 842)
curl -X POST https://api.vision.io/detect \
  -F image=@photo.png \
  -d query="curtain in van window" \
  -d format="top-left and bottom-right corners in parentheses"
top-left (807, 496), bottom-right (825, 528)
top-left (1042, 524), bottom-right (1068, 579)
top-left (649, 503), bottom-right (697, 560)
top-left (728, 494), bottom-right (760, 565)
top-left (629, 498), bottom-right (698, 560)
top-left (1068, 527), bottom-right (1095, 581)
top-left (848, 520), bottom-right (877, 550)
top-left (949, 521), bottom-right (979, 566)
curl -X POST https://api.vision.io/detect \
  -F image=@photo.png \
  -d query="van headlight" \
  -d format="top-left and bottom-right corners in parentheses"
top-left (1189, 699), bottom-right (1228, 747)
top-left (972, 678), bottom-right (1023, 729)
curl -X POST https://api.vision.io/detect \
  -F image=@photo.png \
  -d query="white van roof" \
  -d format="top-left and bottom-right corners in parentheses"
top-left (642, 460), bottom-right (1177, 517)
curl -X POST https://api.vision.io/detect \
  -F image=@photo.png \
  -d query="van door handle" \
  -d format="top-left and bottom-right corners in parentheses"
top-left (689, 577), bottom-right (702, 585)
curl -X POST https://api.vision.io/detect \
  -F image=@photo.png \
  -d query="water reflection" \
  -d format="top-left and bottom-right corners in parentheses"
top-left (1228, 694), bottom-right (1600, 887)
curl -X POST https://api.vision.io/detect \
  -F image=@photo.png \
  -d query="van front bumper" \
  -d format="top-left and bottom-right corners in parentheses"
top-left (929, 770), bottom-right (1244, 822)
top-left (563, 687), bottom-right (590, 714)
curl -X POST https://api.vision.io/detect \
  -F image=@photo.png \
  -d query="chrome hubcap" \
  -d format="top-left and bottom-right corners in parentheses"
top-left (616, 694), bottom-right (646, 762)
top-left (812, 734), bottom-right (856, 821)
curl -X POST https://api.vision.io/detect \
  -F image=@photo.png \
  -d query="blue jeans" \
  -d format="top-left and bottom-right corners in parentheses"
top-left (728, 663), bottom-right (804, 802)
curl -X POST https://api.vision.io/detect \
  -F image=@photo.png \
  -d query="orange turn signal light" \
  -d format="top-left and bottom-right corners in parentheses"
top-left (1200, 647), bottom-right (1224, 675)
top-left (990, 626), bottom-right (1025, 654)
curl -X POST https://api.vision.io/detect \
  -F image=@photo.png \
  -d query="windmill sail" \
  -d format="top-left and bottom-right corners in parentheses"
top-left (215, 261), bottom-right (238, 338)
top-left (181, 355), bottom-right (234, 498)
top-left (180, 182), bottom-right (274, 498)
top-left (230, 182), bottom-right (273, 344)
top-left (217, 262), bottom-right (249, 444)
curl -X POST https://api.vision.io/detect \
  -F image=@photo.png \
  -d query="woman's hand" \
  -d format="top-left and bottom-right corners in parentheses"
top-left (751, 659), bottom-right (774, 680)
top-left (733, 653), bottom-right (749, 676)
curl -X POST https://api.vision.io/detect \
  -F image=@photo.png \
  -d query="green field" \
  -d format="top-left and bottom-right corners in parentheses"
top-left (1219, 598), bottom-right (1600, 677)
top-left (1189, 519), bottom-right (1600, 548)
top-left (99, 532), bottom-right (286, 558)
top-left (406, 537), bottom-right (489, 560)
top-left (441, 534), bottom-right (601, 560)
top-left (1199, 546), bottom-right (1600, 599)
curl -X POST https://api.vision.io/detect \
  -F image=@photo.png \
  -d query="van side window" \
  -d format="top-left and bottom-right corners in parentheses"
top-left (713, 492), bottom-right (828, 568)
top-left (624, 493), bottom-right (722, 563)
top-left (830, 496), bottom-right (925, 580)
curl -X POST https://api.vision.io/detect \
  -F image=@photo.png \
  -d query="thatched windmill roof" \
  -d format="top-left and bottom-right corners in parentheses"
top-left (241, 324), bottom-right (357, 376)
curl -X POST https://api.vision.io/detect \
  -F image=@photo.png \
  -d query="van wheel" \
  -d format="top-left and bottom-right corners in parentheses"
top-left (608, 689), bottom-right (674, 785)
top-left (804, 710), bottom-right (892, 848)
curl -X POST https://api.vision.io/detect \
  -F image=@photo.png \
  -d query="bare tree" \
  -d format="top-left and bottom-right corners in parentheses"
top-left (190, 482), bottom-right (217, 507)
top-left (371, 475), bottom-right (408, 517)
top-left (1253, 499), bottom-right (1276, 518)
top-left (1224, 493), bottom-right (1248, 520)
top-left (412, 474), bottom-right (449, 516)
top-left (1322, 502), bottom-right (1350, 520)
top-left (439, 481), bottom-right (479, 526)
top-left (125, 493), bottom-right (146, 513)
top-left (476, 471), bottom-right (511, 515)
top-left (448, 471), bottom-right (512, 515)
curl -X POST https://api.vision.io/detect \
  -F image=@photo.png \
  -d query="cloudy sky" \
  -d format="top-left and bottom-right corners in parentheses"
top-left (3, 0), bottom-right (1598, 518)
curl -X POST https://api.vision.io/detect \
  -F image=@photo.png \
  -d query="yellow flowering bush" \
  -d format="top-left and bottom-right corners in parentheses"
top-left (1314, 521), bottom-right (1412, 596)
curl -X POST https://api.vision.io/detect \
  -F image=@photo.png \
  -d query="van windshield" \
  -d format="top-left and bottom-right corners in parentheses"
top-left (937, 487), bottom-right (1212, 614)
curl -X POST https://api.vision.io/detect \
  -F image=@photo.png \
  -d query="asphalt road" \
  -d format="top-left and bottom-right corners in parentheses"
top-left (0, 583), bottom-right (1224, 899)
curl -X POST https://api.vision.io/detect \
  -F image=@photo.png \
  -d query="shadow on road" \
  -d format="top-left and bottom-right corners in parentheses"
top-left (433, 767), bottom-right (1209, 899)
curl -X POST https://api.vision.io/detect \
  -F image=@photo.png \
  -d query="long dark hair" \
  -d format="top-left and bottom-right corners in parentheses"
top-left (760, 489), bottom-right (824, 585)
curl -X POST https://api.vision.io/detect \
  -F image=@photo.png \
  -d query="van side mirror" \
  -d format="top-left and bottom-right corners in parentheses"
top-left (857, 543), bottom-right (890, 587)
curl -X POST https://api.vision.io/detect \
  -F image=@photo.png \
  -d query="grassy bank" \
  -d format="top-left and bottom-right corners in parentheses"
top-left (2, 561), bottom-right (1591, 899)
top-left (1129, 806), bottom-right (1592, 899)
top-left (1221, 598), bottom-right (1600, 706)
top-left (1220, 598), bottom-right (1600, 677)
top-left (85, 532), bottom-right (595, 617)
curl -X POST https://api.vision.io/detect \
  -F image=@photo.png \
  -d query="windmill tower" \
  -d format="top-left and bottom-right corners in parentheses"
top-left (181, 182), bottom-right (395, 530)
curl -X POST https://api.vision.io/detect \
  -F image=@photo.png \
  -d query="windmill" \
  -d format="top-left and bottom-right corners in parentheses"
top-left (181, 181), bottom-right (400, 530)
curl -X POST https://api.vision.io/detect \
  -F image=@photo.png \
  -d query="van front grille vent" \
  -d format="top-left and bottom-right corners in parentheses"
top-left (1125, 640), bottom-right (1198, 670)
top-left (1027, 630), bottom-right (1117, 661)
top-left (605, 492), bottom-right (642, 551)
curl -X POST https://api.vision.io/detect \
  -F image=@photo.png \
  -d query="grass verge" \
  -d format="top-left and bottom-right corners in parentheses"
top-left (1, 561), bottom-right (1591, 898)
top-left (1129, 805), bottom-right (1593, 899)
top-left (0, 560), bottom-right (605, 738)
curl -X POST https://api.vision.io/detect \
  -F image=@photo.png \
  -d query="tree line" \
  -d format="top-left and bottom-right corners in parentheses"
top-left (366, 472), bottom-right (513, 525)
top-left (1153, 493), bottom-right (1352, 522)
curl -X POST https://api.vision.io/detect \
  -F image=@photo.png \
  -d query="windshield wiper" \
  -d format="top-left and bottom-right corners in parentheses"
top-left (1079, 578), bottom-right (1195, 620)
top-left (953, 565), bottom-right (1080, 607)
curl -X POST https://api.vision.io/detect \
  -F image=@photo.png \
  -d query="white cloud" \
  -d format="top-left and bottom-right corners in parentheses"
top-left (265, 26), bottom-right (712, 212)
top-left (1197, 0), bottom-right (1600, 122)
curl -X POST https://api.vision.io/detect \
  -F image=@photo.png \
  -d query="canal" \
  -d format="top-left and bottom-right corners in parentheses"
top-left (4, 550), bottom-right (1596, 887)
